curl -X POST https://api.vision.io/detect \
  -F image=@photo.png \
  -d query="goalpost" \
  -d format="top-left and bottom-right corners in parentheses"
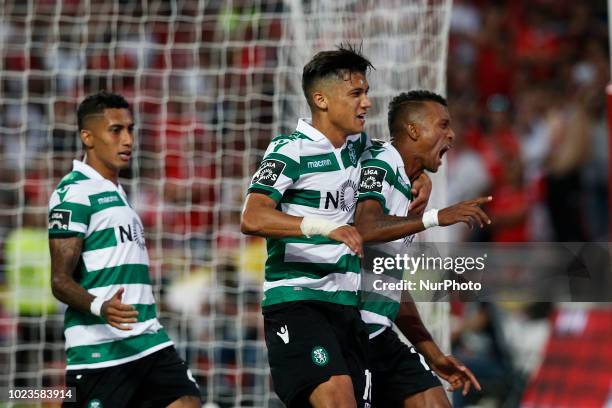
top-left (0, 1), bottom-right (452, 406)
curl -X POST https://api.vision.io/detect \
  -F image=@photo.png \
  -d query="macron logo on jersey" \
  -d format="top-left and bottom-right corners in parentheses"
top-left (307, 159), bottom-right (332, 169)
top-left (97, 195), bottom-right (120, 205)
top-left (276, 325), bottom-right (289, 344)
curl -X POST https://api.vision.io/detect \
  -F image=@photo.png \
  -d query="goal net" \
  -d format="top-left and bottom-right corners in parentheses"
top-left (0, 0), bottom-right (451, 406)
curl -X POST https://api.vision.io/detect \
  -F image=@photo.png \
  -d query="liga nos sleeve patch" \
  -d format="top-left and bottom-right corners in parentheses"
top-left (359, 166), bottom-right (386, 194)
top-left (49, 209), bottom-right (71, 230)
top-left (252, 159), bottom-right (286, 186)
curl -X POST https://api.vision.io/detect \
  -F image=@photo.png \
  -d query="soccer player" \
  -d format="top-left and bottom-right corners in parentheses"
top-left (355, 90), bottom-right (489, 407)
top-left (49, 92), bottom-right (201, 408)
top-left (241, 45), bottom-right (377, 408)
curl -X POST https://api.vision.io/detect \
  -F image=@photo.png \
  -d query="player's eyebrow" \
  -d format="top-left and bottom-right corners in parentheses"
top-left (348, 84), bottom-right (369, 94)
top-left (107, 122), bottom-right (135, 131)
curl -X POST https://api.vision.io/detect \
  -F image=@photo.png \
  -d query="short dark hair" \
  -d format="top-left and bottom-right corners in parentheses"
top-left (388, 90), bottom-right (447, 139)
top-left (77, 91), bottom-right (130, 131)
top-left (302, 44), bottom-right (374, 107)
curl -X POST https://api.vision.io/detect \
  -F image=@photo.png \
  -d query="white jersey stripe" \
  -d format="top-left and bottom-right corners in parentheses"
top-left (87, 283), bottom-right (156, 305)
top-left (263, 272), bottom-right (360, 293)
top-left (82, 243), bottom-right (148, 272)
top-left (284, 243), bottom-right (353, 264)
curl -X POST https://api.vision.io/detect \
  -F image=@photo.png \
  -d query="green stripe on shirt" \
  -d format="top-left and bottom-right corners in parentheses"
top-left (80, 264), bottom-right (151, 288)
top-left (262, 286), bottom-right (358, 308)
top-left (280, 189), bottom-right (321, 208)
top-left (66, 330), bottom-right (170, 366)
top-left (83, 227), bottom-right (117, 252)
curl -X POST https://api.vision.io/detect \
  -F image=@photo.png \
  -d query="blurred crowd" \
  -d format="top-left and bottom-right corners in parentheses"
top-left (0, 0), bottom-right (609, 407)
top-left (447, 1), bottom-right (610, 406)
top-left (447, 0), bottom-right (609, 243)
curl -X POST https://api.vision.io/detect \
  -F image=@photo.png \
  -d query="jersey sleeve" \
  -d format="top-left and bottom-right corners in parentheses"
top-left (247, 138), bottom-right (300, 203)
top-left (48, 186), bottom-right (93, 238)
top-left (358, 157), bottom-right (397, 212)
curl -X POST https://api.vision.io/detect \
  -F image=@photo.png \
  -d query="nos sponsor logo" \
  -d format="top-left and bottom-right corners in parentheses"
top-left (118, 218), bottom-right (146, 249)
top-left (324, 179), bottom-right (358, 212)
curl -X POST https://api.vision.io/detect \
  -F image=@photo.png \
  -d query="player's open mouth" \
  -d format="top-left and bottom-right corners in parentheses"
top-left (357, 113), bottom-right (366, 123)
top-left (118, 151), bottom-right (131, 161)
top-left (439, 145), bottom-right (451, 159)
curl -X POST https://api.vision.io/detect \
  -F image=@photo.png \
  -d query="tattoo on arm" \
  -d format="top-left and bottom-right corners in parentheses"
top-left (49, 237), bottom-right (95, 314)
top-left (373, 214), bottom-right (422, 229)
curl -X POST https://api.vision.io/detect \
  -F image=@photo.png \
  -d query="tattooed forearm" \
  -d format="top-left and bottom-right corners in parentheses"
top-left (49, 237), bottom-right (95, 313)
top-left (373, 214), bottom-right (422, 229)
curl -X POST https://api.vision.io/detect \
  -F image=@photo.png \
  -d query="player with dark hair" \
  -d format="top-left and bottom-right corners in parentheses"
top-left (242, 44), bottom-right (374, 408)
top-left (355, 90), bottom-right (489, 407)
top-left (49, 91), bottom-right (201, 407)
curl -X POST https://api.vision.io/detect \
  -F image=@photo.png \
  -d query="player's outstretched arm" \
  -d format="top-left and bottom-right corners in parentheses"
top-left (438, 196), bottom-right (492, 229)
top-left (355, 196), bottom-right (493, 242)
top-left (354, 199), bottom-right (427, 242)
top-left (241, 193), bottom-right (363, 256)
top-left (50, 237), bottom-right (138, 330)
top-left (396, 302), bottom-right (481, 396)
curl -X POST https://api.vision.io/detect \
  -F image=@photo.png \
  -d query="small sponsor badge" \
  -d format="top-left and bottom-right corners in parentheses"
top-left (252, 159), bottom-right (286, 187)
top-left (359, 167), bottom-right (386, 194)
top-left (48, 209), bottom-right (71, 230)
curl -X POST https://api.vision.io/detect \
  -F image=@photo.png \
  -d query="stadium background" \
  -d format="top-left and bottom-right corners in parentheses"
top-left (0, 0), bottom-right (610, 407)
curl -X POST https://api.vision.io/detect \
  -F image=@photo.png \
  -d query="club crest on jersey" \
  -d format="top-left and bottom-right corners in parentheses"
top-left (49, 209), bottom-right (71, 230)
top-left (311, 346), bottom-right (329, 366)
top-left (345, 139), bottom-right (360, 167)
top-left (359, 167), bottom-right (386, 194)
top-left (252, 159), bottom-right (285, 187)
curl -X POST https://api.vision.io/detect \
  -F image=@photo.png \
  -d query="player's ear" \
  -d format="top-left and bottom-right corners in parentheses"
top-left (312, 91), bottom-right (328, 111)
top-left (80, 129), bottom-right (94, 148)
top-left (405, 122), bottom-right (419, 141)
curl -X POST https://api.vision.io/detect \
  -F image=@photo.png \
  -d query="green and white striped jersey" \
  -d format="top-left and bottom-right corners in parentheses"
top-left (48, 160), bottom-right (171, 370)
top-left (248, 119), bottom-right (370, 308)
top-left (357, 141), bottom-right (413, 338)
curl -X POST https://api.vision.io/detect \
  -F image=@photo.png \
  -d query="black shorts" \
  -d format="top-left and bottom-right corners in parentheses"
top-left (63, 346), bottom-right (200, 408)
top-left (263, 301), bottom-right (370, 408)
top-left (369, 327), bottom-right (442, 407)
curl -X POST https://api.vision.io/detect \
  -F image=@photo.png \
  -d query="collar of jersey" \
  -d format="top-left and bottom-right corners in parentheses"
top-left (72, 159), bottom-right (128, 201)
top-left (386, 143), bottom-right (411, 187)
top-left (72, 159), bottom-right (107, 181)
top-left (296, 118), bottom-right (327, 142)
top-left (296, 118), bottom-right (363, 150)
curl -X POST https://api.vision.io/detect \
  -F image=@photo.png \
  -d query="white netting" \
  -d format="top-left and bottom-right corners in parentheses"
top-left (0, 1), bottom-right (451, 406)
